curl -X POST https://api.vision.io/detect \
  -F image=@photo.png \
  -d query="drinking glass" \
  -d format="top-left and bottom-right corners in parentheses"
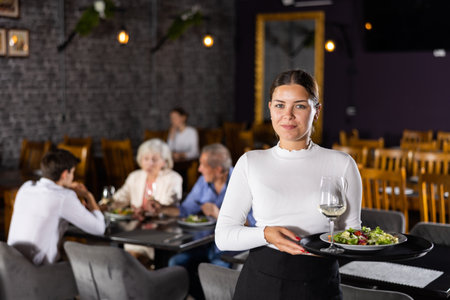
top-left (100, 185), bottom-right (115, 205)
top-left (318, 176), bottom-right (347, 254)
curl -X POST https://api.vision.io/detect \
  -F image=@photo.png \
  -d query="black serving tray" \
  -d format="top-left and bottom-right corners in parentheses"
top-left (300, 233), bottom-right (433, 261)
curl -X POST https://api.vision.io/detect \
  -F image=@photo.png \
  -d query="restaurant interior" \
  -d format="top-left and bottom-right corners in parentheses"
top-left (1, 0), bottom-right (450, 299)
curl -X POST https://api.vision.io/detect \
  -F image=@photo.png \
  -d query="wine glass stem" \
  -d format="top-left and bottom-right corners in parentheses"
top-left (329, 218), bottom-right (335, 248)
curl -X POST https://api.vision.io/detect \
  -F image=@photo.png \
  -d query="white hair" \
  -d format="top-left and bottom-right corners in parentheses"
top-left (136, 139), bottom-right (174, 169)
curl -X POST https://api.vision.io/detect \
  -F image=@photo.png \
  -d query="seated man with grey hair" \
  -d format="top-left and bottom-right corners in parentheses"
top-left (161, 143), bottom-right (254, 300)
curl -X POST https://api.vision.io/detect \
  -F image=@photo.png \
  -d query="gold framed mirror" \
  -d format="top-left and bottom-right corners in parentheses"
top-left (255, 11), bottom-right (325, 143)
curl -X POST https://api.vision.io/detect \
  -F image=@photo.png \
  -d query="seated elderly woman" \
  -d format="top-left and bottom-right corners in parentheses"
top-left (112, 138), bottom-right (183, 215)
top-left (112, 138), bottom-right (183, 265)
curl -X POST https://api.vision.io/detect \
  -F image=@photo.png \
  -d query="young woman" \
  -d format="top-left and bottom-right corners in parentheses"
top-left (215, 69), bottom-right (362, 299)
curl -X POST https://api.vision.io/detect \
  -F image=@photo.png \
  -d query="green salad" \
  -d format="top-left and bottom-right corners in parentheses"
top-left (334, 226), bottom-right (399, 245)
top-left (184, 214), bottom-right (209, 223)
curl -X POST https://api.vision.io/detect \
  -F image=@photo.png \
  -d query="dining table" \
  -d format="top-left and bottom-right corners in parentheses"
top-left (301, 233), bottom-right (450, 299)
top-left (65, 214), bottom-right (216, 269)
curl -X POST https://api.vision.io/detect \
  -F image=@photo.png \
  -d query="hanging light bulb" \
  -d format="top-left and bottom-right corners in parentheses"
top-left (203, 34), bottom-right (214, 48)
top-left (325, 40), bottom-right (335, 52)
top-left (117, 28), bottom-right (129, 45)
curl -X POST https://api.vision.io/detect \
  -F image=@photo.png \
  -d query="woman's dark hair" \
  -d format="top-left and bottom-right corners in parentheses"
top-left (170, 107), bottom-right (188, 118)
top-left (269, 69), bottom-right (320, 107)
top-left (40, 149), bottom-right (80, 182)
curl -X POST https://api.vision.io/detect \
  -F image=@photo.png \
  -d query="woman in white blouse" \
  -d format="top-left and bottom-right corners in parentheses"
top-left (167, 107), bottom-right (199, 161)
top-left (113, 138), bottom-right (182, 219)
top-left (215, 69), bottom-right (362, 299)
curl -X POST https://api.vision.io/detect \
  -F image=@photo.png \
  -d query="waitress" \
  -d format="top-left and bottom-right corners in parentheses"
top-left (215, 69), bottom-right (362, 299)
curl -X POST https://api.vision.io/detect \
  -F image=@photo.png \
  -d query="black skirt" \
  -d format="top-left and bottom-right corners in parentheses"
top-left (233, 246), bottom-right (342, 300)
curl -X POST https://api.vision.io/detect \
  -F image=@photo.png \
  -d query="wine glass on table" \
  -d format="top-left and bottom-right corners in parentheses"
top-left (318, 176), bottom-right (347, 254)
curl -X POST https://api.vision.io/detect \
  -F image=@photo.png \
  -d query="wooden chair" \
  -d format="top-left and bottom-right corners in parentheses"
top-left (410, 151), bottom-right (450, 177)
top-left (19, 139), bottom-right (52, 171)
top-left (57, 143), bottom-right (90, 183)
top-left (437, 131), bottom-right (450, 150)
top-left (63, 135), bottom-right (93, 148)
top-left (418, 172), bottom-right (450, 223)
top-left (400, 139), bottom-right (438, 152)
top-left (332, 144), bottom-right (369, 168)
top-left (443, 140), bottom-right (450, 153)
top-left (144, 129), bottom-right (168, 142)
top-left (101, 139), bottom-right (136, 188)
top-left (348, 137), bottom-right (384, 167)
top-left (373, 148), bottom-right (412, 173)
top-left (223, 122), bottom-right (247, 163)
top-left (3, 188), bottom-right (18, 238)
top-left (198, 128), bottom-right (223, 149)
top-left (252, 122), bottom-right (277, 148)
top-left (401, 129), bottom-right (433, 143)
top-left (359, 167), bottom-right (409, 231)
top-left (339, 129), bottom-right (359, 146)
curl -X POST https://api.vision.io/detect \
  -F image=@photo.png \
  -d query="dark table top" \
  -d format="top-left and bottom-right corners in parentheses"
top-left (67, 216), bottom-right (215, 253)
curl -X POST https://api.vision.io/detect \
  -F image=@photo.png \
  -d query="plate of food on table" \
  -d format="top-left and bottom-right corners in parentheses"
top-left (177, 214), bottom-right (216, 227)
top-left (320, 226), bottom-right (407, 251)
top-left (104, 207), bottom-right (134, 221)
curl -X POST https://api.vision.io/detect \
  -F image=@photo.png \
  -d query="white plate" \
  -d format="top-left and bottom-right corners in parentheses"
top-left (177, 216), bottom-right (216, 227)
top-left (104, 211), bottom-right (133, 221)
top-left (381, 186), bottom-right (415, 196)
top-left (319, 232), bottom-right (407, 251)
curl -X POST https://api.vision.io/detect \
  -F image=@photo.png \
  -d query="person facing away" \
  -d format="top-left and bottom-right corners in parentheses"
top-left (167, 107), bottom-right (199, 162)
top-left (8, 149), bottom-right (105, 265)
top-left (215, 69), bottom-right (362, 300)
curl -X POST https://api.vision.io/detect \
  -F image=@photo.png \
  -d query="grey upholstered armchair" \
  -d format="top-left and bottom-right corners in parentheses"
top-left (64, 241), bottom-right (189, 300)
top-left (0, 242), bottom-right (77, 300)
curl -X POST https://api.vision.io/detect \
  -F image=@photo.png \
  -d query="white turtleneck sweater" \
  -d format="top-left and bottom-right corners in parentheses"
top-left (215, 142), bottom-right (362, 251)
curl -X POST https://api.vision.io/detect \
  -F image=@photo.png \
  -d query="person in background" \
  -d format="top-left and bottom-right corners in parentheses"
top-left (161, 143), bottom-right (253, 300)
top-left (8, 149), bottom-right (105, 265)
top-left (215, 69), bottom-right (362, 300)
top-left (112, 138), bottom-right (182, 265)
top-left (167, 107), bottom-right (199, 161)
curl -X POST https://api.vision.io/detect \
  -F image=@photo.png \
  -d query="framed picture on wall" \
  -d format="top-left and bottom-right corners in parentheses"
top-left (0, 29), bottom-right (6, 56)
top-left (0, 0), bottom-right (19, 18)
top-left (8, 29), bottom-right (29, 57)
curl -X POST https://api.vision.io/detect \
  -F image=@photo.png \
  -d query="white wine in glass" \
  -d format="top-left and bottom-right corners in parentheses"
top-left (318, 176), bottom-right (347, 254)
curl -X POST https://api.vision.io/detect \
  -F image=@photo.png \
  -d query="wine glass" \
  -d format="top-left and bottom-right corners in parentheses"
top-left (99, 185), bottom-right (115, 206)
top-left (318, 176), bottom-right (347, 254)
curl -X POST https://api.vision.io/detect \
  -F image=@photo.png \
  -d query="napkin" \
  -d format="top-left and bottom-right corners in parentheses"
top-left (340, 261), bottom-right (443, 288)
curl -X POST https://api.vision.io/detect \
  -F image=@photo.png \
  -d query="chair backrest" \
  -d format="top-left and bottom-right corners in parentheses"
top-left (361, 208), bottom-right (406, 233)
top-left (436, 131), bottom-right (450, 150)
top-left (64, 241), bottom-right (188, 300)
top-left (101, 138), bottom-right (136, 187)
top-left (348, 137), bottom-right (384, 167)
top-left (198, 262), bottom-right (240, 300)
top-left (409, 222), bottom-right (450, 246)
top-left (63, 135), bottom-right (93, 148)
top-left (400, 139), bottom-right (438, 152)
top-left (359, 167), bottom-right (409, 231)
top-left (144, 129), bottom-right (168, 142)
top-left (418, 172), bottom-right (450, 223)
top-left (339, 129), bottom-right (359, 146)
top-left (0, 242), bottom-right (77, 300)
top-left (373, 148), bottom-right (412, 173)
top-left (332, 144), bottom-right (369, 168)
top-left (223, 122), bottom-right (247, 163)
top-left (3, 188), bottom-right (18, 238)
top-left (198, 128), bottom-right (224, 149)
top-left (443, 140), bottom-right (450, 153)
top-left (19, 139), bottom-right (52, 171)
top-left (341, 283), bottom-right (413, 300)
top-left (401, 129), bottom-right (433, 143)
top-left (410, 151), bottom-right (450, 177)
top-left (57, 143), bottom-right (89, 183)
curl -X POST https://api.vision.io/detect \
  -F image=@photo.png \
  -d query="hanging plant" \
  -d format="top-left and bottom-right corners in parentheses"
top-left (151, 5), bottom-right (204, 53)
top-left (58, 0), bottom-right (116, 52)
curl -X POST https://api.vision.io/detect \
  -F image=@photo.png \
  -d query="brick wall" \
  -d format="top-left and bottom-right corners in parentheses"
top-left (0, 0), bottom-right (235, 167)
